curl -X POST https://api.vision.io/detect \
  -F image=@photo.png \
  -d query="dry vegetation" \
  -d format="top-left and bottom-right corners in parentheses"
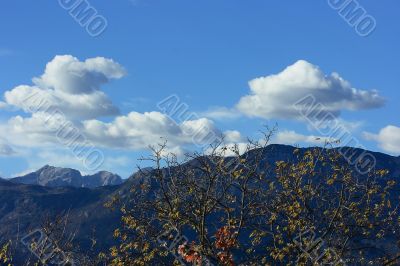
top-left (2, 132), bottom-right (400, 265)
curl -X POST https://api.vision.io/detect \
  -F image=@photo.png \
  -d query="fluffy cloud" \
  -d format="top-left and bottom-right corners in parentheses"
top-left (0, 111), bottom-right (222, 152)
top-left (236, 60), bottom-right (385, 120)
top-left (4, 55), bottom-right (125, 119)
top-left (0, 112), bottom-right (68, 147)
top-left (363, 125), bottom-right (400, 154)
top-left (0, 101), bottom-right (7, 109)
top-left (83, 112), bottom-right (222, 149)
top-left (207, 142), bottom-right (250, 157)
top-left (203, 130), bottom-right (246, 157)
top-left (223, 130), bottom-right (244, 142)
top-left (33, 55), bottom-right (125, 94)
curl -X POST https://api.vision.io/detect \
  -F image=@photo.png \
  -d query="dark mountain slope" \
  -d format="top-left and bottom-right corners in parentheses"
top-left (0, 181), bottom-right (123, 263)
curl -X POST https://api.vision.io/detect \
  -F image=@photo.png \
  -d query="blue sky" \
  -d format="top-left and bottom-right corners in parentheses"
top-left (0, 0), bottom-right (399, 178)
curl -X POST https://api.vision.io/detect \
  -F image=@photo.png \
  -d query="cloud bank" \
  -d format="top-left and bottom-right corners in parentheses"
top-left (0, 55), bottom-right (230, 155)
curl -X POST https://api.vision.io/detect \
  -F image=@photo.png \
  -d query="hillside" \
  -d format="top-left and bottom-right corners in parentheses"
top-left (1, 144), bottom-right (399, 263)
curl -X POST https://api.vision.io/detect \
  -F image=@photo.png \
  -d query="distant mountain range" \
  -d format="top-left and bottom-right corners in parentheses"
top-left (9, 165), bottom-right (124, 188)
top-left (1, 144), bottom-right (399, 263)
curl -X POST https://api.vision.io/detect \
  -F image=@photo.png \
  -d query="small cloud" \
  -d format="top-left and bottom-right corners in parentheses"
top-left (363, 125), bottom-right (400, 154)
top-left (202, 107), bottom-right (241, 120)
top-left (223, 130), bottom-right (244, 142)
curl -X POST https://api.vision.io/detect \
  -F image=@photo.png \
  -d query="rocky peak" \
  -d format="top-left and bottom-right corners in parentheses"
top-left (10, 166), bottom-right (123, 188)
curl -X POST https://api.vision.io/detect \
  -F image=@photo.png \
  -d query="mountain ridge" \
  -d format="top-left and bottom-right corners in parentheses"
top-left (9, 165), bottom-right (124, 188)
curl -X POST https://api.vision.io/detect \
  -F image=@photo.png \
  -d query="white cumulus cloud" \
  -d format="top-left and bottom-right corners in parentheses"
top-left (0, 110), bottom-right (223, 153)
top-left (363, 125), bottom-right (400, 154)
top-left (4, 55), bottom-right (125, 119)
top-left (236, 60), bottom-right (385, 121)
top-left (223, 130), bottom-right (244, 142)
top-left (82, 112), bottom-right (222, 150)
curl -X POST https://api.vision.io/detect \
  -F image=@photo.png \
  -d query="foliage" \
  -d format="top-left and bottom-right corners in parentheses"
top-left (107, 132), bottom-right (400, 265)
top-left (0, 241), bottom-right (12, 266)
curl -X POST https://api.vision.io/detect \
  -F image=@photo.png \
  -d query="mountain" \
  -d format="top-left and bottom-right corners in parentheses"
top-left (0, 145), bottom-right (399, 263)
top-left (82, 171), bottom-right (124, 188)
top-left (0, 181), bottom-right (123, 264)
top-left (0, 177), bottom-right (10, 186)
top-left (10, 165), bottom-right (124, 188)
